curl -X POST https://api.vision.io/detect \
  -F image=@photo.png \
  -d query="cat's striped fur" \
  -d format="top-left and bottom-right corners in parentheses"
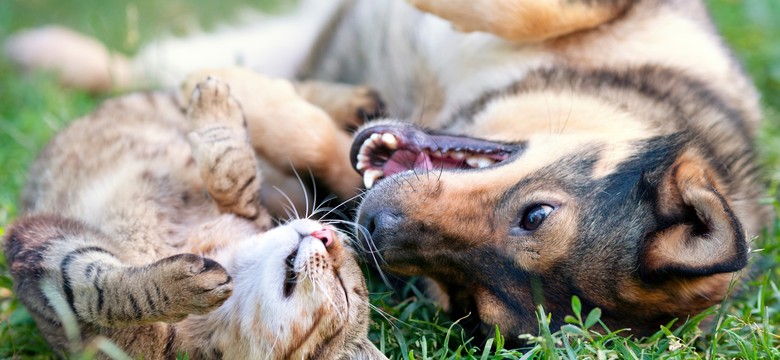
top-left (5, 78), bottom-right (386, 359)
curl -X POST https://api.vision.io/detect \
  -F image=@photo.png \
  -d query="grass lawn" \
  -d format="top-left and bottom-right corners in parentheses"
top-left (1, 0), bottom-right (779, 358)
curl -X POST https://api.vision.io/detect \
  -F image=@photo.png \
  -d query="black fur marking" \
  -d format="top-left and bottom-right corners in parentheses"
top-left (128, 294), bottom-right (143, 321)
top-left (107, 306), bottom-right (115, 326)
top-left (144, 288), bottom-right (158, 315)
top-left (163, 326), bottom-right (178, 360)
top-left (201, 257), bottom-right (221, 273)
top-left (197, 126), bottom-right (230, 137)
top-left (94, 267), bottom-right (105, 313)
top-left (84, 262), bottom-right (97, 278)
top-left (61, 247), bottom-right (115, 314)
top-left (449, 66), bottom-right (752, 146)
top-left (209, 146), bottom-right (238, 173)
top-left (237, 174), bottom-right (257, 193)
top-left (153, 281), bottom-right (169, 308)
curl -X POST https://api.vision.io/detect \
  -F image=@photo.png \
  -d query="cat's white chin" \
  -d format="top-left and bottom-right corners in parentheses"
top-left (205, 219), bottom-right (351, 357)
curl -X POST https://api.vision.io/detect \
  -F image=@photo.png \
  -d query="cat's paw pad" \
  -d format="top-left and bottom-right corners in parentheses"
top-left (155, 254), bottom-right (233, 317)
top-left (187, 77), bottom-right (246, 129)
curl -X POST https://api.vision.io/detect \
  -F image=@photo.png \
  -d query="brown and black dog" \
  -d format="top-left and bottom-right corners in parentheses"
top-left (6, 0), bottom-right (772, 346)
top-left (329, 0), bottom-right (773, 342)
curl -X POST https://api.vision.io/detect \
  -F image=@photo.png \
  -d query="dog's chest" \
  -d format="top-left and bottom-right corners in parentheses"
top-left (309, 0), bottom-right (555, 127)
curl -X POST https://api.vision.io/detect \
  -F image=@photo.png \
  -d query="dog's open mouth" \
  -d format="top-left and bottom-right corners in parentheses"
top-left (351, 124), bottom-right (521, 188)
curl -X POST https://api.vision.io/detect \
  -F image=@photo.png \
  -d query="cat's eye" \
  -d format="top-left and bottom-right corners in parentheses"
top-left (519, 204), bottom-right (554, 231)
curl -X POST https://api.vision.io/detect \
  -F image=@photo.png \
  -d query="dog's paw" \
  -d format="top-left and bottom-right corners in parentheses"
top-left (346, 86), bottom-right (386, 129)
top-left (4, 25), bottom-right (129, 92)
top-left (151, 254), bottom-right (233, 319)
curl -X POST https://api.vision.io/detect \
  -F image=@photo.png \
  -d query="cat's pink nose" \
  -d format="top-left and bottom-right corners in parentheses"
top-left (310, 228), bottom-right (335, 247)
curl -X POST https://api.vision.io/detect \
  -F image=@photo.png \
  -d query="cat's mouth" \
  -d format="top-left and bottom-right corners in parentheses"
top-left (281, 230), bottom-right (346, 300)
top-left (351, 124), bottom-right (521, 189)
top-left (283, 249), bottom-right (298, 297)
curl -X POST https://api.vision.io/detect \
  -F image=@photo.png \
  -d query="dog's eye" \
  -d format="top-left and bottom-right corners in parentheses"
top-left (520, 204), bottom-right (554, 231)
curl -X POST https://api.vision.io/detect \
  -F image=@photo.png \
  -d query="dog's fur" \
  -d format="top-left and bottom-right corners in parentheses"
top-left (6, 0), bottom-right (772, 346)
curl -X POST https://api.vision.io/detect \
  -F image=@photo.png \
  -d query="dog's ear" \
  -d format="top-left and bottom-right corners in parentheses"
top-left (639, 149), bottom-right (747, 281)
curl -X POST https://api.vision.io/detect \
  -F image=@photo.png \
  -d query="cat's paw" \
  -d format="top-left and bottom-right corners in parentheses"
top-left (186, 77), bottom-right (246, 130)
top-left (185, 77), bottom-right (265, 222)
top-left (152, 254), bottom-right (233, 319)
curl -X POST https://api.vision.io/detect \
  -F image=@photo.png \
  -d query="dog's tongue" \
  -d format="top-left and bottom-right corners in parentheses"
top-left (382, 149), bottom-right (433, 176)
top-left (414, 152), bottom-right (433, 169)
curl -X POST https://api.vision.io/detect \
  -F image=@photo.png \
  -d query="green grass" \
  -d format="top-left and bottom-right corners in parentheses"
top-left (1, 0), bottom-right (779, 358)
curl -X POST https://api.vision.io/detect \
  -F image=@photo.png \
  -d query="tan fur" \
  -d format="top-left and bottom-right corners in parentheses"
top-left (294, 80), bottom-right (386, 130)
top-left (408, 0), bottom-right (630, 42)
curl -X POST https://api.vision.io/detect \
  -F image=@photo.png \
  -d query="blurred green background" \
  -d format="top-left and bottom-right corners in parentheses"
top-left (0, 0), bottom-right (779, 358)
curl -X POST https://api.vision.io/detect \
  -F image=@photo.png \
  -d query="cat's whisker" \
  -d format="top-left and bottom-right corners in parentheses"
top-left (353, 296), bottom-right (420, 332)
top-left (287, 163), bottom-right (311, 219)
top-left (308, 194), bottom-right (338, 216)
top-left (273, 186), bottom-right (302, 220)
top-left (310, 191), bottom-right (365, 220)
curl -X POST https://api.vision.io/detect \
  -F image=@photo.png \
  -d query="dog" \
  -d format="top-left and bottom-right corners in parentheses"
top-left (6, 0), bottom-right (772, 346)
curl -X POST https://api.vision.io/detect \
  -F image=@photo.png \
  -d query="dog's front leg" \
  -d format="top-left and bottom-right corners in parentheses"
top-left (407, 0), bottom-right (633, 42)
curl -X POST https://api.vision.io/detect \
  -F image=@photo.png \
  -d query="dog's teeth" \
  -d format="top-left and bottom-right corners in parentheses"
top-left (356, 161), bottom-right (366, 170)
top-left (429, 150), bottom-right (443, 158)
top-left (450, 152), bottom-right (465, 160)
top-left (363, 172), bottom-right (375, 188)
top-left (466, 157), bottom-right (479, 167)
top-left (370, 133), bottom-right (381, 142)
top-left (477, 158), bottom-right (494, 168)
top-left (357, 154), bottom-right (370, 162)
top-left (361, 137), bottom-right (375, 149)
top-left (381, 133), bottom-right (398, 149)
top-left (363, 169), bottom-right (383, 188)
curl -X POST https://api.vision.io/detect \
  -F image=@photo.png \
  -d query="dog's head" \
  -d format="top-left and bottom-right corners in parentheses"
top-left (351, 68), bottom-right (763, 341)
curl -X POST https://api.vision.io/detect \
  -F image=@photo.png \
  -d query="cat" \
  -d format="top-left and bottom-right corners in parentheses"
top-left (4, 76), bottom-right (386, 359)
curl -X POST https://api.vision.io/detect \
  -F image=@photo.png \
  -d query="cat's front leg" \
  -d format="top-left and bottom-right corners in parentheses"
top-left (5, 216), bottom-right (232, 332)
top-left (183, 67), bottom-right (362, 200)
top-left (186, 77), bottom-right (271, 228)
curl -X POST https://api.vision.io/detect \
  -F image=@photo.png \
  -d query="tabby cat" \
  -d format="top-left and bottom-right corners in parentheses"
top-left (4, 77), bottom-right (386, 359)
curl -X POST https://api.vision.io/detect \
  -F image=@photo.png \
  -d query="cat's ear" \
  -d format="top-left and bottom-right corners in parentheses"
top-left (350, 339), bottom-right (387, 360)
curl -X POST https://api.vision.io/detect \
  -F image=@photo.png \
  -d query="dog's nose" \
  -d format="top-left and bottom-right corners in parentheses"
top-left (359, 208), bottom-right (403, 241)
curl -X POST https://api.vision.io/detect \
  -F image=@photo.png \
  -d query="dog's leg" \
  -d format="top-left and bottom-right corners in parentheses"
top-left (294, 81), bottom-right (386, 131)
top-left (407, 0), bottom-right (633, 42)
top-left (4, 0), bottom-right (344, 92)
top-left (182, 67), bottom-right (362, 200)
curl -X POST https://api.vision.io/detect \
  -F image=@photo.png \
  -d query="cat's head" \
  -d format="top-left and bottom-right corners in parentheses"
top-left (189, 219), bottom-right (384, 359)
